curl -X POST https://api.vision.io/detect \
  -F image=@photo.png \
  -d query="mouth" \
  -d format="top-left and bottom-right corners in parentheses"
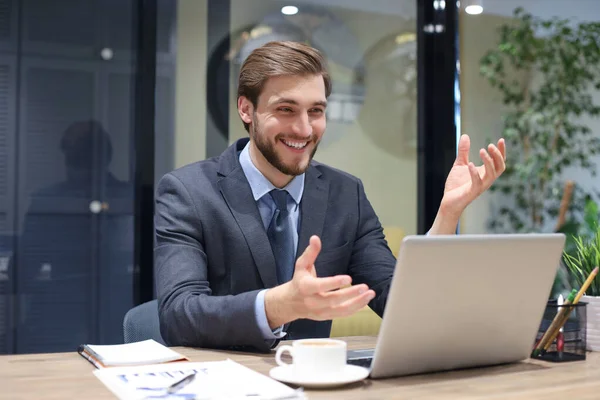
top-left (280, 139), bottom-right (310, 151)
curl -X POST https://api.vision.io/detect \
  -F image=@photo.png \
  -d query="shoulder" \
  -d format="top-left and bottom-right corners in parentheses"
top-left (158, 155), bottom-right (222, 189)
top-left (159, 140), bottom-right (244, 187)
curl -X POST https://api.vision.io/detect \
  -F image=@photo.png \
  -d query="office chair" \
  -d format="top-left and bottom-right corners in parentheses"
top-left (123, 299), bottom-right (167, 345)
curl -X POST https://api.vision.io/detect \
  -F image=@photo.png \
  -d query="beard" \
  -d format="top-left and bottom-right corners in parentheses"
top-left (250, 112), bottom-right (319, 176)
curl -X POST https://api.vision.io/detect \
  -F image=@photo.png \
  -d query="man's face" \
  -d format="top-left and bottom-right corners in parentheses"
top-left (240, 74), bottom-right (327, 176)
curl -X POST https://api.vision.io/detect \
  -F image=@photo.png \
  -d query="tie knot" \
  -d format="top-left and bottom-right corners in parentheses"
top-left (270, 189), bottom-right (289, 211)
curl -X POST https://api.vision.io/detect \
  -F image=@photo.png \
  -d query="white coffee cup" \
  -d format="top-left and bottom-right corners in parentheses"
top-left (275, 338), bottom-right (347, 378)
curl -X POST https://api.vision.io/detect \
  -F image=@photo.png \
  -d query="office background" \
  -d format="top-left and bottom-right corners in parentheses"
top-left (0, 0), bottom-right (598, 355)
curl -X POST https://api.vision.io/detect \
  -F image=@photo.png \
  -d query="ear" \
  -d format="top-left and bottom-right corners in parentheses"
top-left (237, 96), bottom-right (254, 125)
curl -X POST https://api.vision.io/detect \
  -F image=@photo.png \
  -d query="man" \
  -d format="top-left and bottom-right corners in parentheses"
top-left (155, 41), bottom-right (506, 352)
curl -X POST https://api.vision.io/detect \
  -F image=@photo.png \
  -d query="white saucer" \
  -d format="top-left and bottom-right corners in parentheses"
top-left (269, 365), bottom-right (370, 389)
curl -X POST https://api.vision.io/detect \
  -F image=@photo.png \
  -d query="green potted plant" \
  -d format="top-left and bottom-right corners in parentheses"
top-left (479, 8), bottom-right (600, 234)
top-left (563, 219), bottom-right (600, 351)
top-left (559, 198), bottom-right (600, 255)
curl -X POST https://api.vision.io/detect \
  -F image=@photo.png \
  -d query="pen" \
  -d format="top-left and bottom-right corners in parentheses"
top-left (556, 294), bottom-right (564, 352)
top-left (166, 372), bottom-right (197, 394)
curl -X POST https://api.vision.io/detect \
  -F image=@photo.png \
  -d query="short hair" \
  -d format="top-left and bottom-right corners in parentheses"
top-left (237, 41), bottom-right (332, 132)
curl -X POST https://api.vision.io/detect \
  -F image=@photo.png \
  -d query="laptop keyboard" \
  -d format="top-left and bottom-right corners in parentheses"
top-left (347, 357), bottom-right (373, 368)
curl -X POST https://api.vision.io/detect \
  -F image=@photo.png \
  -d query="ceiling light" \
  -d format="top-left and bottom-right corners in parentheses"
top-left (281, 6), bottom-right (298, 16)
top-left (464, 0), bottom-right (483, 15)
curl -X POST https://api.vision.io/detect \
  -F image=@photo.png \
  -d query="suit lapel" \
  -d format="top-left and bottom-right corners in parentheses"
top-left (287, 165), bottom-right (328, 336)
top-left (297, 165), bottom-right (329, 259)
top-left (219, 168), bottom-right (279, 289)
top-left (218, 140), bottom-right (279, 289)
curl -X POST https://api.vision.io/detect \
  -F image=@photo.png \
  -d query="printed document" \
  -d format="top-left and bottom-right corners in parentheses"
top-left (93, 358), bottom-right (302, 399)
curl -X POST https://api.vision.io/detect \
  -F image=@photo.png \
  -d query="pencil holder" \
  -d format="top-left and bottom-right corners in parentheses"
top-left (532, 300), bottom-right (587, 362)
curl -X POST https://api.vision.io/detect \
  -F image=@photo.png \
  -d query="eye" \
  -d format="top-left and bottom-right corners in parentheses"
top-left (310, 108), bottom-right (325, 114)
top-left (278, 107), bottom-right (293, 113)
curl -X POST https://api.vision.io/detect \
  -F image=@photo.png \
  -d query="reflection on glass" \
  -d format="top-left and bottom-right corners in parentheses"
top-left (37, 121), bottom-right (128, 198)
top-left (360, 30), bottom-right (417, 158)
top-left (17, 120), bottom-right (132, 353)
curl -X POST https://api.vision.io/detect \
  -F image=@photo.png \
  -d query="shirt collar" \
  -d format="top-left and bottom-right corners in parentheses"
top-left (239, 141), bottom-right (305, 205)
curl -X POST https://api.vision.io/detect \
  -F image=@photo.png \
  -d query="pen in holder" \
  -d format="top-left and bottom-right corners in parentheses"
top-left (532, 299), bottom-right (587, 362)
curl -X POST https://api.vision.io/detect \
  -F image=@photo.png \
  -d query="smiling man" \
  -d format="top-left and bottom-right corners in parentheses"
top-left (154, 41), bottom-right (506, 352)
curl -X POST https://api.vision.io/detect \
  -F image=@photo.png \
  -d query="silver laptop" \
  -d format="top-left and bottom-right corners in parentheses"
top-left (347, 233), bottom-right (566, 379)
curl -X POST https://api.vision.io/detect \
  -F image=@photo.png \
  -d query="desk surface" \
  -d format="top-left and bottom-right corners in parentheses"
top-left (4, 336), bottom-right (600, 400)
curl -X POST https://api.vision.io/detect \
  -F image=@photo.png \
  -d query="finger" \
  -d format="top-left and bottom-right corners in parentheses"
top-left (309, 284), bottom-right (370, 309)
top-left (295, 235), bottom-right (321, 272)
top-left (455, 134), bottom-right (470, 165)
top-left (302, 274), bottom-right (352, 295)
top-left (480, 148), bottom-right (496, 184)
top-left (468, 162), bottom-right (482, 190)
top-left (327, 290), bottom-right (376, 319)
top-left (487, 143), bottom-right (506, 174)
top-left (497, 138), bottom-right (506, 161)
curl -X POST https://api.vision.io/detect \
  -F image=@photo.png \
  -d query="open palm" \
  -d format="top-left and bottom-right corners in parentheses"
top-left (442, 134), bottom-right (506, 215)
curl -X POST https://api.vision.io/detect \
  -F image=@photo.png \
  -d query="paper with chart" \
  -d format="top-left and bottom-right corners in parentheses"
top-left (93, 358), bottom-right (302, 399)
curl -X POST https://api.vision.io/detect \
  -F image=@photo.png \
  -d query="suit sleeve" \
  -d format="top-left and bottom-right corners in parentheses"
top-left (154, 173), bottom-right (272, 352)
top-left (347, 179), bottom-right (397, 317)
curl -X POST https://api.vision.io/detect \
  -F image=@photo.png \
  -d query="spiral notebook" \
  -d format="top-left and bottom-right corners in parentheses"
top-left (78, 339), bottom-right (189, 369)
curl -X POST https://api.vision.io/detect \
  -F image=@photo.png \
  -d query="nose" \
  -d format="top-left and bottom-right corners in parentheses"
top-left (291, 113), bottom-right (313, 138)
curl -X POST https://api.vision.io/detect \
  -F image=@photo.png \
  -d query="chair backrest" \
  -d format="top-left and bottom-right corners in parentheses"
top-left (123, 299), bottom-right (166, 345)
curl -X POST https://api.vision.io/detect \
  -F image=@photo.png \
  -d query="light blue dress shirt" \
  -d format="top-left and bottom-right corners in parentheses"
top-left (238, 142), bottom-right (305, 340)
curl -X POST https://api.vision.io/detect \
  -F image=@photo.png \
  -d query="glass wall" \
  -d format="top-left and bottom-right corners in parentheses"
top-left (0, 0), bottom-right (432, 353)
top-left (0, 0), bottom-right (151, 354)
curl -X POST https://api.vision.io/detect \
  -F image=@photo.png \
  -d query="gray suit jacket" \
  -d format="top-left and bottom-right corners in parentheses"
top-left (155, 138), bottom-right (396, 352)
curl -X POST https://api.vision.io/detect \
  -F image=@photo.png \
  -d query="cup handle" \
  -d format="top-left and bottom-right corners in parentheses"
top-left (275, 345), bottom-right (294, 367)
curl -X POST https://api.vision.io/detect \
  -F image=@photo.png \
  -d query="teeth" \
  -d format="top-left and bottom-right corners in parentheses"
top-left (282, 140), bottom-right (308, 149)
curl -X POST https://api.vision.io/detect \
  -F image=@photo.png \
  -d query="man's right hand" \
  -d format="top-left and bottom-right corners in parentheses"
top-left (264, 235), bottom-right (376, 329)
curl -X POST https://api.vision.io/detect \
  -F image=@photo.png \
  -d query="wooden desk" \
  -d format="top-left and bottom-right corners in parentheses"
top-left (4, 336), bottom-right (600, 400)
